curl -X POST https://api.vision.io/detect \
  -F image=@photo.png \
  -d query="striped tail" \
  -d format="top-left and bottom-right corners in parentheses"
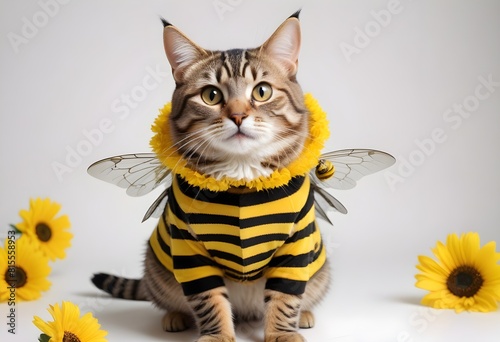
top-left (91, 273), bottom-right (148, 301)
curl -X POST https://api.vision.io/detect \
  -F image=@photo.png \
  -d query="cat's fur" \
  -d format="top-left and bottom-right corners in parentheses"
top-left (92, 12), bottom-right (331, 342)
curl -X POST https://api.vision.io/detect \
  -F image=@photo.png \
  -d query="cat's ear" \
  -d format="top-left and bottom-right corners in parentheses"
top-left (162, 19), bottom-right (207, 83)
top-left (261, 12), bottom-right (301, 76)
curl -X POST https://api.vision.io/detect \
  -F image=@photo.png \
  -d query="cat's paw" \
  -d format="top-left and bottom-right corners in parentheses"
top-left (162, 311), bottom-right (192, 332)
top-left (265, 332), bottom-right (306, 342)
top-left (298, 310), bottom-right (315, 329)
top-left (196, 335), bottom-right (236, 342)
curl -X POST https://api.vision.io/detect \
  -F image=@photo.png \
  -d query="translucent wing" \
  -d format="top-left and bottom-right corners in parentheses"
top-left (311, 182), bottom-right (348, 215)
top-left (310, 148), bottom-right (395, 224)
top-left (311, 149), bottom-right (396, 190)
top-left (142, 188), bottom-right (169, 222)
top-left (87, 153), bottom-right (172, 197)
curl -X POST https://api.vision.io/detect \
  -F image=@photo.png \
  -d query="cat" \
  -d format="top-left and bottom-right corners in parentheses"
top-left (92, 11), bottom-right (331, 342)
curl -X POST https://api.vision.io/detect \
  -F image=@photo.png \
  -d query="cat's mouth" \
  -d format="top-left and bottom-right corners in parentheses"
top-left (229, 129), bottom-right (254, 141)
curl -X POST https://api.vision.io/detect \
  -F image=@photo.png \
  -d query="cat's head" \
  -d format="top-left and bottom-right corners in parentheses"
top-left (163, 12), bottom-right (308, 181)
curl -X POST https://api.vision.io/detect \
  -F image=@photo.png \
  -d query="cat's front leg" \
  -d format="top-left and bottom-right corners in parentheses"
top-left (187, 286), bottom-right (236, 342)
top-left (264, 289), bottom-right (306, 342)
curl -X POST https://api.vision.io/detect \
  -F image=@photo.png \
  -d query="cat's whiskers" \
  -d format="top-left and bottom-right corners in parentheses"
top-left (193, 132), bottom-right (223, 172)
top-left (162, 128), bottom-right (215, 163)
top-left (164, 129), bottom-right (218, 173)
top-left (161, 127), bottom-right (212, 157)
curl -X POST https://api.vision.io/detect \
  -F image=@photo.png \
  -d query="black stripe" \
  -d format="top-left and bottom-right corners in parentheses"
top-left (215, 67), bottom-right (222, 83)
top-left (226, 49), bottom-right (243, 76)
top-left (241, 233), bottom-right (290, 248)
top-left (176, 175), bottom-right (305, 207)
top-left (265, 278), bottom-right (307, 295)
top-left (187, 211), bottom-right (299, 228)
top-left (251, 66), bottom-right (257, 80)
top-left (222, 52), bottom-right (232, 78)
top-left (182, 275), bottom-right (225, 296)
top-left (270, 240), bottom-right (324, 269)
top-left (167, 186), bottom-right (191, 225)
top-left (225, 270), bottom-right (263, 282)
top-left (284, 221), bottom-right (315, 244)
top-left (220, 261), bottom-right (268, 278)
top-left (268, 250), bottom-right (314, 269)
top-left (188, 213), bottom-right (240, 226)
top-left (294, 184), bottom-right (314, 223)
top-left (156, 227), bottom-right (172, 256)
top-left (208, 248), bottom-right (275, 267)
top-left (170, 223), bottom-right (197, 241)
top-left (239, 176), bottom-right (305, 206)
top-left (115, 278), bottom-right (126, 298)
top-left (103, 275), bottom-right (117, 294)
top-left (240, 212), bottom-right (298, 228)
top-left (131, 278), bottom-right (141, 300)
top-left (242, 51), bottom-right (250, 78)
top-left (173, 254), bottom-right (216, 269)
top-left (198, 233), bottom-right (240, 246)
top-left (276, 87), bottom-right (306, 114)
top-left (197, 232), bottom-right (290, 248)
top-left (171, 92), bottom-right (198, 121)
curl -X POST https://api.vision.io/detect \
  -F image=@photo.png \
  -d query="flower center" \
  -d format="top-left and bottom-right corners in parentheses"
top-left (446, 265), bottom-right (484, 298)
top-left (4, 266), bottom-right (27, 288)
top-left (36, 222), bottom-right (52, 242)
top-left (63, 331), bottom-right (81, 342)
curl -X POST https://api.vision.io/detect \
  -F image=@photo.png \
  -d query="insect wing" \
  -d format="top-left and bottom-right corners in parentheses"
top-left (311, 182), bottom-right (348, 215)
top-left (142, 188), bottom-right (169, 222)
top-left (314, 198), bottom-right (334, 225)
top-left (313, 149), bottom-right (395, 190)
top-left (87, 153), bottom-right (172, 197)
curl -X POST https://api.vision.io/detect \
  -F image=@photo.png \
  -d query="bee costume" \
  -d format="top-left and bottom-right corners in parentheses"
top-left (149, 94), bottom-right (330, 296)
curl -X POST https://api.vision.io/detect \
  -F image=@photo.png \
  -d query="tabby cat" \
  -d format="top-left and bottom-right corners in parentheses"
top-left (92, 11), bottom-right (331, 342)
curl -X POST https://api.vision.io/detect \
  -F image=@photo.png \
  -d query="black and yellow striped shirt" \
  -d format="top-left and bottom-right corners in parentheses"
top-left (149, 174), bottom-right (326, 296)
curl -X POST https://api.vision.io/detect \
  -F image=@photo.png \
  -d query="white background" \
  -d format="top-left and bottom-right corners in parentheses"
top-left (1, 0), bottom-right (500, 341)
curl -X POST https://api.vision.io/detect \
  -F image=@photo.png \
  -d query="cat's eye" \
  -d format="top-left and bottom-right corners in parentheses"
top-left (252, 83), bottom-right (272, 102)
top-left (201, 86), bottom-right (223, 105)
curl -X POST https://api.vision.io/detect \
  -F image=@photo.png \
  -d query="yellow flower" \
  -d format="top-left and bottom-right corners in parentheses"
top-left (16, 198), bottom-right (72, 261)
top-left (415, 232), bottom-right (500, 312)
top-left (0, 235), bottom-right (51, 301)
top-left (33, 301), bottom-right (108, 342)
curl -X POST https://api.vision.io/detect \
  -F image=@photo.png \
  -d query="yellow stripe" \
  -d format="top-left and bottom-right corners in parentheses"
top-left (174, 265), bottom-right (224, 283)
top-left (293, 205), bottom-right (315, 233)
top-left (239, 177), bottom-right (311, 219)
top-left (265, 245), bottom-right (326, 282)
top-left (214, 255), bottom-right (273, 275)
top-left (240, 223), bottom-right (292, 240)
top-left (165, 202), bottom-right (190, 230)
top-left (309, 245), bottom-right (327, 275)
top-left (173, 177), bottom-right (239, 216)
top-left (171, 238), bottom-right (213, 257)
top-left (191, 223), bottom-right (240, 236)
top-left (149, 228), bottom-right (173, 271)
top-left (203, 239), bottom-right (285, 261)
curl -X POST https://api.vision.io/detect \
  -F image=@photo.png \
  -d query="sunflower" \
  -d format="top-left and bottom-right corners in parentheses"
top-left (415, 232), bottom-right (500, 312)
top-left (33, 301), bottom-right (108, 342)
top-left (0, 235), bottom-right (51, 302)
top-left (16, 198), bottom-right (72, 261)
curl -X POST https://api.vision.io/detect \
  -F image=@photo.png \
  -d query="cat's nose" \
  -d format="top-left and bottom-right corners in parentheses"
top-left (230, 113), bottom-right (248, 127)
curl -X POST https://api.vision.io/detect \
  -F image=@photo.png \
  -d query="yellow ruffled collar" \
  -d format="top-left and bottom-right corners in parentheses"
top-left (150, 93), bottom-right (329, 192)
